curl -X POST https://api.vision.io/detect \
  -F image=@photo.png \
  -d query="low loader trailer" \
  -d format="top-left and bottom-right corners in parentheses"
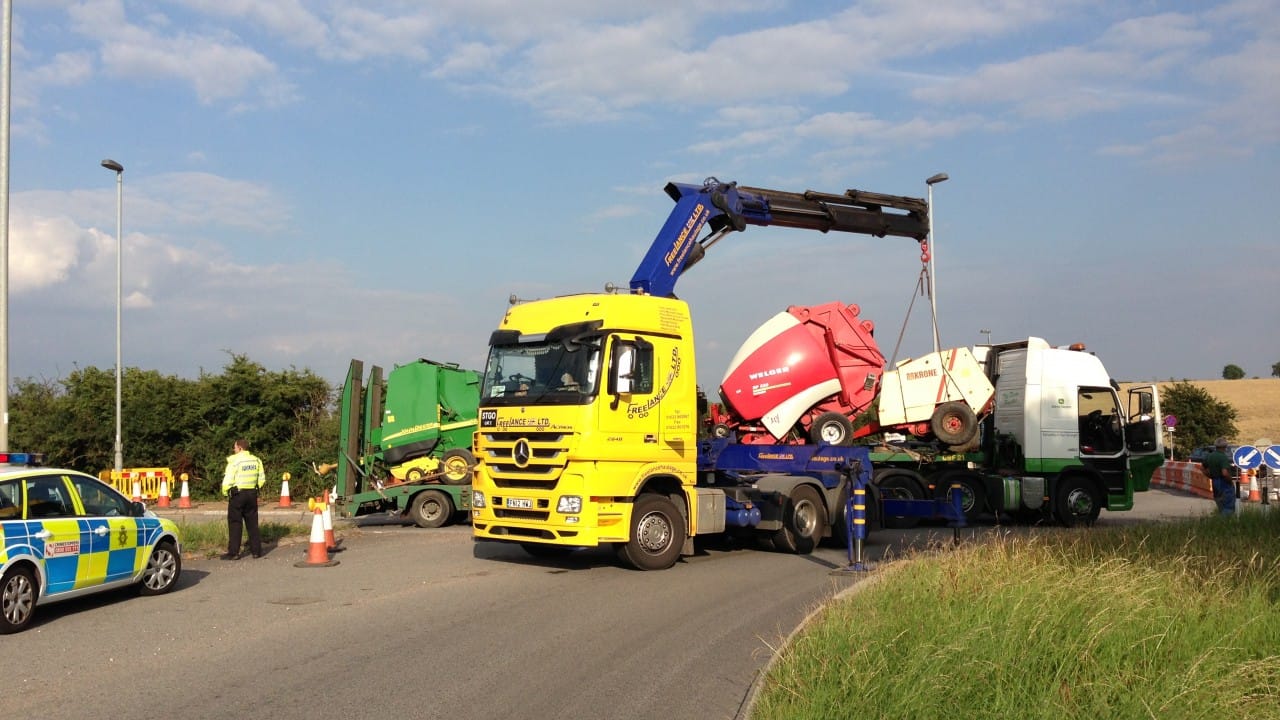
top-left (336, 357), bottom-right (480, 528)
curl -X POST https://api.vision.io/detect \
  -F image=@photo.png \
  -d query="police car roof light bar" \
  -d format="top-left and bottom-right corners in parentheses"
top-left (0, 452), bottom-right (45, 466)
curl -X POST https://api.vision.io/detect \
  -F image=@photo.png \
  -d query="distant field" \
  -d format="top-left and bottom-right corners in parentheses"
top-left (1142, 378), bottom-right (1279, 447)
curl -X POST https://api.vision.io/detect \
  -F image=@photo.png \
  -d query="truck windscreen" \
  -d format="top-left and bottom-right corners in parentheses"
top-left (481, 338), bottom-right (602, 406)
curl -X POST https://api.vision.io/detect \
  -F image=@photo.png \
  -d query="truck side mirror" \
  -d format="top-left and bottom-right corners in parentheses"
top-left (612, 344), bottom-right (636, 395)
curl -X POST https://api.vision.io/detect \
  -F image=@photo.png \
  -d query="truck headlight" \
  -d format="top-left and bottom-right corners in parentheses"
top-left (472, 491), bottom-right (486, 509)
top-left (557, 495), bottom-right (582, 514)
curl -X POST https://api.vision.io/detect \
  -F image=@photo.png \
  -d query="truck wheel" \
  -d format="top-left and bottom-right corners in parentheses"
top-left (1, 565), bottom-right (37, 634)
top-left (931, 402), bottom-right (978, 447)
top-left (1053, 476), bottom-right (1101, 527)
top-left (411, 489), bottom-right (453, 529)
top-left (934, 471), bottom-right (987, 521)
top-left (930, 402), bottom-right (978, 447)
top-left (809, 412), bottom-right (855, 446)
top-left (138, 539), bottom-right (182, 596)
top-left (617, 494), bottom-right (685, 571)
top-left (876, 471), bottom-right (926, 529)
top-left (773, 485), bottom-right (825, 555)
top-left (440, 449), bottom-right (475, 485)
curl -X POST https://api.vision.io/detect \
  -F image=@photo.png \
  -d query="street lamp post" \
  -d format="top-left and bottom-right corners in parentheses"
top-left (101, 159), bottom-right (123, 474)
top-left (980, 328), bottom-right (992, 344)
top-left (925, 172), bottom-right (949, 354)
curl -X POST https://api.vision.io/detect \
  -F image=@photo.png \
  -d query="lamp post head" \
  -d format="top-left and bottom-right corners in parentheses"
top-left (926, 172), bottom-right (949, 186)
top-left (101, 159), bottom-right (124, 174)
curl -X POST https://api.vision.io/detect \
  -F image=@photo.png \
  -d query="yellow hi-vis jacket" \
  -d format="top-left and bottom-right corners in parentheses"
top-left (221, 450), bottom-right (266, 496)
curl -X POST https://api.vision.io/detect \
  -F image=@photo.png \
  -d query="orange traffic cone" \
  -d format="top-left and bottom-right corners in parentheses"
top-left (131, 479), bottom-right (142, 503)
top-left (279, 473), bottom-right (292, 508)
top-left (1248, 471), bottom-right (1261, 502)
top-left (177, 474), bottom-right (192, 508)
top-left (295, 498), bottom-right (339, 568)
top-left (322, 489), bottom-right (339, 551)
top-left (157, 477), bottom-right (171, 508)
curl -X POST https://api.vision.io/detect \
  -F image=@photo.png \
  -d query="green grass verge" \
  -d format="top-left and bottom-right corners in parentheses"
top-left (752, 508), bottom-right (1280, 720)
top-left (174, 520), bottom-right (315, 557)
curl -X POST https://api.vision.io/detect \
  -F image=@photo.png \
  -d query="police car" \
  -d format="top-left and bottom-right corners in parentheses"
top-left (0, 453), bottom-right (182, 634)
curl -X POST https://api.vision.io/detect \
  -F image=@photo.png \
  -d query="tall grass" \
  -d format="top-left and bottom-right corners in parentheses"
top-left (753, 509), bottom-right (1280, 720)
top-left (174, 520), bottom-right (313, 556)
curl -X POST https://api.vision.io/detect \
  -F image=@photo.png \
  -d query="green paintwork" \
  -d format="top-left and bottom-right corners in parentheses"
top-left (1129, 455), bottom-right (1163, 492)
top-left (336, 357), bottom-right (481, 521)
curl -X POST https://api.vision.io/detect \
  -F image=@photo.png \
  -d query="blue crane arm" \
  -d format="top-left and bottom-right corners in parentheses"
top-left (629, 178), bottom-right (930, 297)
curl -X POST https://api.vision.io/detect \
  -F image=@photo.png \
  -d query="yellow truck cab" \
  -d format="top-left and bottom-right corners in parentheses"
top-left (471, 293), bottom-right (701, 569)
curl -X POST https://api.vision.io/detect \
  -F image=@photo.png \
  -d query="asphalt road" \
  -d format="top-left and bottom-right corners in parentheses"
top-left (0, 488), bottom-right (1212, 720)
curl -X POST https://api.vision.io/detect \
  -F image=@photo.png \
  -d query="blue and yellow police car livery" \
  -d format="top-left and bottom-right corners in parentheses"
top-left (0, 453), bottom-right (182, 634)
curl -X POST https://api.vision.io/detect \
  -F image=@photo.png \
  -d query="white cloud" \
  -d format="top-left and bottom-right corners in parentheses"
top-left (326, 7), bottom-right (435, 62)
top-left (17, 174), bottom-right (291, 236)
top-left (135, 172), bottom-right (293, 233)
top-left (67, 0), bottom-right (294, 106)
top-left (9, 213), bottom-right (100, 293)
top-left (173, 0), bottom-right (330, 51)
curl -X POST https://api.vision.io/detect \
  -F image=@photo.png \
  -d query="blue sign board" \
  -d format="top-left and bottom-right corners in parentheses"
top-left (1233, 445), bottom-right (1261, 470)
top-left (1263, 446), bottom-right (1280, 471)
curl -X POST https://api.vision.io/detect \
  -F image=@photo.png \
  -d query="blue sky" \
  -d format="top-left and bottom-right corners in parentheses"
top-left (6, 0), bottom-right (1278, 393)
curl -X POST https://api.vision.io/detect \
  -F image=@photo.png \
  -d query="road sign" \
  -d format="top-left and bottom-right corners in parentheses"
top-left (1263, 446), bottom-right (1280, 471)
top-left (1233, 445), bottom-right (1261, 470)
top-left (1163, 414), bottom-right (1177, 428)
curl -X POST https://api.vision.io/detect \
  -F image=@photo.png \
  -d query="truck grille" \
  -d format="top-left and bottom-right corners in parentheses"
top-left (480, 431), bottom-right (570, 489)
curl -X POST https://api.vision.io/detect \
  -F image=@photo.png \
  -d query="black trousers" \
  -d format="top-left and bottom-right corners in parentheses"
top-left (227, 488), bottom-right (262, 556)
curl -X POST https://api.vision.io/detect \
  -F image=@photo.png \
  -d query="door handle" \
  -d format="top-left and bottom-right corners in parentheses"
top-left (93, 526), bottom-right (110, 536)
top-left (35, 529), bottom-right (51, 539)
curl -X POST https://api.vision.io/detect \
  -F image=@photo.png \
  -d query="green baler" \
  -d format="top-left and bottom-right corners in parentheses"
top-left (336, 358), bottom-right (480, 528)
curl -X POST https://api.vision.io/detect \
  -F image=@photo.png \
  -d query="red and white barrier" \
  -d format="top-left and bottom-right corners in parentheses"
top-left (1150, 462), bottom-right (1213, 499)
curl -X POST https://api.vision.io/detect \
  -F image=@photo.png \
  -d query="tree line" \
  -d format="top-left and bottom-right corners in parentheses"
top-left (8, 354), bottom-right (339, 500)
top-left (1222, 362), bottom-right (1280, 379)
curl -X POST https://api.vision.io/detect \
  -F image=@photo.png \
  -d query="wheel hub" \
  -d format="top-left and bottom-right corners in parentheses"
top-left (635, 512), bottom-right (672, 554)
top-left (1066, 488), bottom-right (1093, 515)
top-left (794, 501), bottom-right (818, 537)
top-left (3, 575), bottom-right (34, 625)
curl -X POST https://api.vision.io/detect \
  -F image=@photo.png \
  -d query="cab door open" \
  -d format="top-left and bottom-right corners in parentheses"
top-left (1124, 384), bottom-right (1164, 491)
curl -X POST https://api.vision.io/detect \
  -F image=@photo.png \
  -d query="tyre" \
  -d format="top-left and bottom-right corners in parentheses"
top-left (930, 402), bottom-right (978, 447)
top-left (773, 484), bottom-right (826, 555)
top-left (617, 494), bottom-right (685, 571)
top-left (440, 449), bottom-right (475, 486)
top-left (138, 539), bottom-right (182, 596)
top-left (410, 489), bottom-right (453, 529)
top-left (1053, 475), bottom-right (1102, 527)
top-left (0, 565), bottom-right (37, 634)
top-left (520, 543), bottom-right (575, 559)
top-left (405, 468), bottom-right (424, 482)
top-left (809, 412), bottom-right (855, 446)
top-left (934, 471), bottom-right (987, 521)
top-left (876, 471), bottom-right (926, 529)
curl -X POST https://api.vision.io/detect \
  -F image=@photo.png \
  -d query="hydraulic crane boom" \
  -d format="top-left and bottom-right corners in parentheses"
top-left (629, 177), bottom-right (930, 297)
